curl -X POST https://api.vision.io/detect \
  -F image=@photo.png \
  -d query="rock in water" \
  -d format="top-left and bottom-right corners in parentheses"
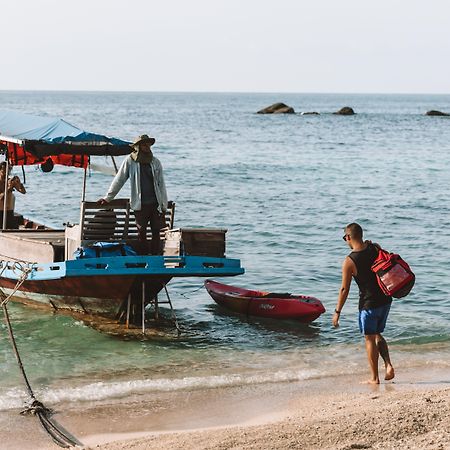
top-left (426, 110), bottom-right (450, 116)
top-left (334, 107), bottom-right (355, 115)
top-left (301, 111), bottom-right (320, 115)
top-left (257, 103), bottom-right (295, 114)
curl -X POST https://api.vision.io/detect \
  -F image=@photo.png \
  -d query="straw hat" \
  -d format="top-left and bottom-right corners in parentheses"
top-left (131, 134), bottom-right (156, 148)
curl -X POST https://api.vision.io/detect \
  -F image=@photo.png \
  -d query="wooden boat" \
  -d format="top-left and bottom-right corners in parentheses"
top-left (205, 280), bottom-right (325, 322)
top-left (0, 110), bottom-right (244, 331)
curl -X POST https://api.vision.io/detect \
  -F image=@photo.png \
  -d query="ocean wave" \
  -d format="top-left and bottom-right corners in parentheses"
top-left (2, 346), bottom-right (449, 411)
top-left (0, 369), bottom-right (320, 411)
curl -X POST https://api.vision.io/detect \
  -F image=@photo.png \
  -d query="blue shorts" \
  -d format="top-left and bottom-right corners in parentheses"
top-left (359, 303), bottom-right (391, 335)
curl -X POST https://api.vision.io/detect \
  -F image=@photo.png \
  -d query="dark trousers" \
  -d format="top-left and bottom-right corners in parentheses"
top-left (134, 204), bottom-right (164, 255)
top-left (0, 210), bottom-right (16, 229)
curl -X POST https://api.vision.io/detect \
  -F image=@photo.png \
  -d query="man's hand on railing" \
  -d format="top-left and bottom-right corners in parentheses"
top-left (97, 198), bottom-right (109, 206)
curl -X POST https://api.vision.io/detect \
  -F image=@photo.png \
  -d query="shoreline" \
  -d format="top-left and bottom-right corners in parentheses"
top-left (1, 367), bottom-right (449, 450)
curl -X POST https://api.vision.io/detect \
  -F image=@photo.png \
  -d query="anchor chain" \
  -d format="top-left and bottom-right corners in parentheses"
top-left (0, 261), bottom-right (83, 448)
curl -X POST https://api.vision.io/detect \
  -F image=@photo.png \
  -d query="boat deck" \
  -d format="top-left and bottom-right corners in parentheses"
top-left (1, 229), bottom-right (64, 242)
top-left (0, 229), bottom-right (65, 262)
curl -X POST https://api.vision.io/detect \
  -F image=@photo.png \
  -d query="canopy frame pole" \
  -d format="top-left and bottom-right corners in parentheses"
top-left (110, 155), bottom-right (118, 174)
top-left (81, 167), bottom-right (87, 203)
top-left (2, 157), bottom-right (10, 230)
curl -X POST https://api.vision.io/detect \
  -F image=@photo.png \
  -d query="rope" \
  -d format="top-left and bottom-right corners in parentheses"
top-left (0, 264), bottom-right (83, 448)
top-left (176, 283), bottom-right (205, 300)
top-left (0, 265), bottom-right (31, 307)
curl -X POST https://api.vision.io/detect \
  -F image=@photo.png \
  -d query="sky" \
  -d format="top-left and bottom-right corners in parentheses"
top-left (1, 0), bottom-right (450, 93)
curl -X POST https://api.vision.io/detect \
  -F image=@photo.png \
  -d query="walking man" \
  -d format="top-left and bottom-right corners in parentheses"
top-left (98, 134), bottom-right (168, 255)
top-left (333, 223), bottom-right (395, 384)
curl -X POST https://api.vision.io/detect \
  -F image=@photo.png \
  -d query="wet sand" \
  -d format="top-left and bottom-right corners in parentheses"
top-left (1, 368), bottom-right (449, 450)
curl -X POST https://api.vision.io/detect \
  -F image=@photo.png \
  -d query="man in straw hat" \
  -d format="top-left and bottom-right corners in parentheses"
top-left (98, 134), bottom-right (168, 255)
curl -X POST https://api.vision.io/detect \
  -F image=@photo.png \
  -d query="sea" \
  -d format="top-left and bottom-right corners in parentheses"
top-left (0, 91), bottom-right (449, 411)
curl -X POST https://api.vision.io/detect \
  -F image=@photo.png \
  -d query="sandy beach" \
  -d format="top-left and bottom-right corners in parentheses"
top-left (1, 367), bottom-right (449, 450)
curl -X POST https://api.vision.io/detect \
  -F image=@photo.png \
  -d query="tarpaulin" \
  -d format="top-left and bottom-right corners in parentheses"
top-left (0, 110), bottom-right (132, 166)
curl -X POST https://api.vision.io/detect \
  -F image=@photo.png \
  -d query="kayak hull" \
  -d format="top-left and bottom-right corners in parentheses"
top-left (205, 280), bottom-right (326, 322)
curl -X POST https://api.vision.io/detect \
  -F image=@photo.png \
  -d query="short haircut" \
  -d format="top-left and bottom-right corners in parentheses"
top-left (346, 222), bottom-right (363, 239)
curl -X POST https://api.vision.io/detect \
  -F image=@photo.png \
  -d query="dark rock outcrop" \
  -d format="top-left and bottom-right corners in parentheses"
top-left (257, 103), bottom-right (295, 114)
top-left (334, 106), bottom-right (355, 115)
top-left (301, 111), bottom-right (320, 115)
top-left (426, 110), bottom-right (450, 116)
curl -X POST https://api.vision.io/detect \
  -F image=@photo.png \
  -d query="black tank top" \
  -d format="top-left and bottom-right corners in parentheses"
top-left (348, 243), bottom-right (392, 311)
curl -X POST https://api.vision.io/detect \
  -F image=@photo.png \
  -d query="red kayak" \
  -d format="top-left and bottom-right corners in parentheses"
top-left (205, 280), bottom-right (326, 322)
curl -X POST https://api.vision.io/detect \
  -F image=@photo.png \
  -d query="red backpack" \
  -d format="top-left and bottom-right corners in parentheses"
top-left (371, 248), bottom-right (415, 298)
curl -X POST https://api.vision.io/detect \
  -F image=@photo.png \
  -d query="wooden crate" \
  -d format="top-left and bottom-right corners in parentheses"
top-left (164, 228), bottom-right (226, 257)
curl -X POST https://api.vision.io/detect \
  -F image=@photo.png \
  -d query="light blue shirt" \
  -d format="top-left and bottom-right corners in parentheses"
top-left (104, 155), bottom-right (168, 212)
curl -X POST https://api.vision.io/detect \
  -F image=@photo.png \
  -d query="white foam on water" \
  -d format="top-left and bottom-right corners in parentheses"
top-left (4, 342), bottom-right (448, 411)
top-left (0, 368), bottom-right (320, 411)
top-left (0, 387), bottom-right (27, 410)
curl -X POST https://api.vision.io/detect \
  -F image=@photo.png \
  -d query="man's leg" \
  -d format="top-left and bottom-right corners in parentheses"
top-left (376, 335), bottom-right (395, 380)
top-left (375, 303), bottom-right (394, 381)
top-left (134, 207), bottom-right (151, 255)
top-left (364, 334), bottom-right (380, 384)
top-left (149, 207), bottom-right (164, 255)
top-left (360, 310), bottom-right (380, 384)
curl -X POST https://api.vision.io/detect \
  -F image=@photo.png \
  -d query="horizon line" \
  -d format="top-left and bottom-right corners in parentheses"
top-left (1, 89), bottom-right (450, 96)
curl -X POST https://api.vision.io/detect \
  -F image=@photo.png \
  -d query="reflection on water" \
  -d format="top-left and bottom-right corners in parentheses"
top-left (208, 303), bottom-right (322, 341)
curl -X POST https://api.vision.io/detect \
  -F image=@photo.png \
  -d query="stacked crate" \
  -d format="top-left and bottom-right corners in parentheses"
top-left (163, 228), bottom-right (226, 257)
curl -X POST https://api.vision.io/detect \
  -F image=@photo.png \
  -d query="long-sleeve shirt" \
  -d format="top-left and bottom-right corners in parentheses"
top-left (104, 155), bottom-right (168, 212)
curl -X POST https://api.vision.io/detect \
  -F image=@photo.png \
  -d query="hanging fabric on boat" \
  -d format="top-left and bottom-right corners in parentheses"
top-left (7, 145), bottom-right (89, 168)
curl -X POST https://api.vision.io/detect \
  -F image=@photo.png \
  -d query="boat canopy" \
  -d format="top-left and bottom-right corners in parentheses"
top-left (0, 110), bottom-right (132, 168)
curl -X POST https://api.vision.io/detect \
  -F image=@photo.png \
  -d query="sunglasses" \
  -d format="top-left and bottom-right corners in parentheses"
top-left (342, 234), bottom-right (350, 241)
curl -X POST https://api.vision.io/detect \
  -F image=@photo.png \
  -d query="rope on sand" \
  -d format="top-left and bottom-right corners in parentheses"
top-left (0, 262), bottom-right (83, 448)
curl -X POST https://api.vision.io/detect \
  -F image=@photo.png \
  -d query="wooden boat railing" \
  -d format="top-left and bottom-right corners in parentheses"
top-left (65, 199), bottom-right (175, 259)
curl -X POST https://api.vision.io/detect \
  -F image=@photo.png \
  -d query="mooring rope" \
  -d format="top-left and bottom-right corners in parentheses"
top-left (0, 265), bottom-right (31, 307)
top-left (176, 283), bottom-right (205, 300)
top-left (0, 264), bottom-right (83, 448)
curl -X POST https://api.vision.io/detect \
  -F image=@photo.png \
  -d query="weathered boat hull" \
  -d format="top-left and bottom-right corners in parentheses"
top-left (0, 274), bottom-right (171, 319)
top-left (0, 256), bottom-right (244, 324)
top-left (205, 280), bottom-right (326, 322)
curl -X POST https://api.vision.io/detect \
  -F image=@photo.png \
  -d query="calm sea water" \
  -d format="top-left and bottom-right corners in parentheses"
top-left (0, 91), bottom-right (449, 409)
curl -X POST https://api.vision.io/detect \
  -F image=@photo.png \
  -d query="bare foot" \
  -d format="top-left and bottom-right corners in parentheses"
top-left (385, 365), bottom-right (395, 381)
top-left (360, 378), bottom-right (380, 385)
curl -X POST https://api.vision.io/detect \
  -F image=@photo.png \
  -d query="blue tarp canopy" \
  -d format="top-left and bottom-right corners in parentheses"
top-left (0, 110), bottom-right (132, 158)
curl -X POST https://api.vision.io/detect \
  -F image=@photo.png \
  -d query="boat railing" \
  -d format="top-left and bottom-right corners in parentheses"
top-left (65, 199), bottom-right (175, 259)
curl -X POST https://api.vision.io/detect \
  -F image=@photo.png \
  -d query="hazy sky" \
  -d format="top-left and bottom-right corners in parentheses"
top-left (2, 0), bottom-right (449, 93)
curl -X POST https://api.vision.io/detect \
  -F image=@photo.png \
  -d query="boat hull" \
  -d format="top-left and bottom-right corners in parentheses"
top-left (205, 280), bottom-right (326, 322)
top-left (0, 274), bottom-right (171, 319)
top-left (0, 255), bottom-right (244, 324)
